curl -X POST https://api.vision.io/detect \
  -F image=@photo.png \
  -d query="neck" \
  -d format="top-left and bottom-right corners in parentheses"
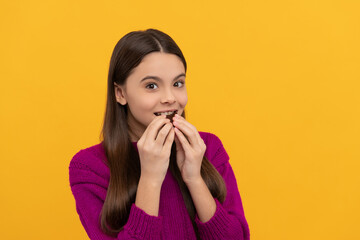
top-left (128, 127), bottom-right (141, 142)
top-left (127, 112), bottom-right (145, 142)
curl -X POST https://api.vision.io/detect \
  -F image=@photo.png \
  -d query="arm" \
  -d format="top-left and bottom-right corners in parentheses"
top-left (69, 158), bottom-right (163, 240)
top-left (191, 161), bottom-right (250, 240)
top-left (135, 176), bottom-right (162, 216)
top-left (186, 177), bottom-right (217, 223)
top-left (171, 115), bottom-right (250, 239)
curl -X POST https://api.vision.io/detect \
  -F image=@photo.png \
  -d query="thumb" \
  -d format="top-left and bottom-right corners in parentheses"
top-left (174, 135), bottom-right (182, 152)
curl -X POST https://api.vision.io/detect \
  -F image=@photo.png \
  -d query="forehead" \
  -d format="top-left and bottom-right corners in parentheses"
top-left (129, 52), bottom-right (185, 80)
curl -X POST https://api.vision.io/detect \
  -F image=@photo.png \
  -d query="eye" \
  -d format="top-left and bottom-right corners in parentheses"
top-left (145, 83), bottom-right (158, 89)
top-left (174, 81), bottom-right (185, 88)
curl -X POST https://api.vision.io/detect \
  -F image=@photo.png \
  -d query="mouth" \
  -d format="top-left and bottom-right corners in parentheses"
top-left (154, 110), bottom-right (178, 116)
top-left (154, 110), bottom-right (178, 122)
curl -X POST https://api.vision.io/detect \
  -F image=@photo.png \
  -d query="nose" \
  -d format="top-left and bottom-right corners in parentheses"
top-left (160, 88), bottom-right (176, 104)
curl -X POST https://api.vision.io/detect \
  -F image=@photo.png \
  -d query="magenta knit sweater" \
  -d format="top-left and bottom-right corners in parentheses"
top-left (69, 131), bottom-right (250, 239)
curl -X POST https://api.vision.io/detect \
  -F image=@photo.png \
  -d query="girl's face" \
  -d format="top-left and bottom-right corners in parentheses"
top-left (114, 52), bottom-right (188, 141)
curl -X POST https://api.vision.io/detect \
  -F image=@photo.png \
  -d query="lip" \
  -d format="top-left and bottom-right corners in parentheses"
top-left (154, 109), bottom-right (178, 116)
top-left (154, 109), bottom-right (178, 113)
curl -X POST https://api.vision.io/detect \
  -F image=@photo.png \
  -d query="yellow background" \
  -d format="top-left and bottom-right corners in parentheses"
top-left (1, 0), bottom-right (359, 239)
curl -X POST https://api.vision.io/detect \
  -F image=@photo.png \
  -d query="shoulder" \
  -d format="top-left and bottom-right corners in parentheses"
top-left (70, 142), bottom-right (107, 167)
top-left (69, 142), bottom-right (110, 185)
top-left (198, 131), bottom-right (230, 168)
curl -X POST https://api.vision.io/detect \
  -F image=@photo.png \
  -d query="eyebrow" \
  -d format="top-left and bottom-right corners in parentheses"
top-left (140, 73), bottom-right (186, 83)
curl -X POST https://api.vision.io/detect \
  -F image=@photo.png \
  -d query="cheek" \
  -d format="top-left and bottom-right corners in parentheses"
top-left (178, 92), bottom-right (188, 107)
top-left (142, 97), bottom-right (159, 110)
top-left (131, 95), bottom-right (156, 109)
top-left (127, 96), bottom-right (154, 119)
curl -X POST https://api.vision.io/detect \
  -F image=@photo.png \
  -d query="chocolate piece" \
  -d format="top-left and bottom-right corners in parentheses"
top-left (166, 111), bottom-right (176, 123)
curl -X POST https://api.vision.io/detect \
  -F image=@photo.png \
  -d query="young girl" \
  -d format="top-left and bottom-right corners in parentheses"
top-left (69, 29), bottom-right (250, 240)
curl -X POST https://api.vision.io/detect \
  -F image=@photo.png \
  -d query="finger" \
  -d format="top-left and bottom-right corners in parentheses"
top-left (163, 127), bottom-right (175, 154)
top-left (174, 134), bottom-right (183, 152)
top-left (140, 115), bottom-right (166, 140)
top-left (174, 127), bottom-right (192, 152)
top-left (144, 115), bottom-right (170, 142)
top-left (154, 122), bottom-right (173, 146)
top-left (172, 118), bottom-right (199, 147)
top-left (174, 114), bottom-right (203, 146)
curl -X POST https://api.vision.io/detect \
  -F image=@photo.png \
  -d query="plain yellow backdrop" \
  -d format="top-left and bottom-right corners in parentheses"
top-left (1, 0), bottom-right (359, 239)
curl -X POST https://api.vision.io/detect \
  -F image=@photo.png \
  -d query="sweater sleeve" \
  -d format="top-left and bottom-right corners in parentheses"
top-left (194, 133), bottom-right (250, 240)
top-left (69, 152), bottom-right (163, 240)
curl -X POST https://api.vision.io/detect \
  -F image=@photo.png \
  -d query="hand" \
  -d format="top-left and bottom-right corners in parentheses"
top-left (137, 115), bottom-right (175, 185)
top-left (172, 114), bottom-right (206, 184)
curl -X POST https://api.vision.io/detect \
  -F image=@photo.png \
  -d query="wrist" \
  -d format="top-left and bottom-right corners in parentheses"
top-left (139, 175), bottom-right (164, 189)
top-left (136, 176), bottom-right (162, 217)
top-left (184, 176), bottom-right (204, 187)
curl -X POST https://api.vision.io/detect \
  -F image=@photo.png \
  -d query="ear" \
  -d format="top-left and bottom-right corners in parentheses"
top-left (114, 82), bottom-right (127, 105)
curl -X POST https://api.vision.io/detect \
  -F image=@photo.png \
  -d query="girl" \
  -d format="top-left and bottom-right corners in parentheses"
top-left (69, 29), bottom-right (250, 240)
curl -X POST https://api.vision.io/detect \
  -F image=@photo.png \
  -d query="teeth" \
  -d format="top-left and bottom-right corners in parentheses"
top-left (155, 111), bottom-right (175, 116)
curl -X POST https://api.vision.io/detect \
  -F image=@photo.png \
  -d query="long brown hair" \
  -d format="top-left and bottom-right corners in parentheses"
top-left (99, 29), bottom-right (227, 238)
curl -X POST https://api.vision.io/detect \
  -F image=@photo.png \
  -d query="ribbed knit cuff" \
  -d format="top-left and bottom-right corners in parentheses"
top-left (124, 203), bottom-right (163, 239)
top-left (194, 198), bottom-right (243, 239)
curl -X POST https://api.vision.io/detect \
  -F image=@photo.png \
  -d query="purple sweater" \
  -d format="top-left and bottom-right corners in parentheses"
top-left (69, 131), bottom-right (250, 239)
